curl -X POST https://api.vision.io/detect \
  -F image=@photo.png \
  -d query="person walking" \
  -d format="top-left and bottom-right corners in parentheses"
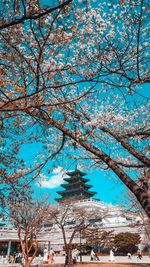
top-left (90, 249), bottom-right (96, 261)
top-left (48, 248), bottom-right (55, 264)
top-left (72, 249), bottom-right (77, 264)
top-left (127, 252), bottom-right (131, 259)
top-left (72, 248), bottom-right (79, 263)
top-left (137, 251), bottom-right (142, 260)
top-left (43, 247), bottom-right (48, 263)
top-left (109, 249), bottom-right (115, 262)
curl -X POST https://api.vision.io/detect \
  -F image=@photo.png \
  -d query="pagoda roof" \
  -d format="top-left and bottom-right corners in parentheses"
top-left (55, 193), bottom-right (95, 203)
top-left (61, 182), bottom-right (92, 189)
top-left (66, 169), bottom-right (86, 177)
top-left (57, 188), bottom-right (96, 196)
top-left (55, 169), bottom-right (97, 203)
top-left (64, 177), bottom-right (90, 183)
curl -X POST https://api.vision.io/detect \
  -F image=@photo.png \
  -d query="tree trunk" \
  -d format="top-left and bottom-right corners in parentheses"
top-left (25, 259), bottom-right (31, 267)
top-left (65, 248), bottom-right (73, 267)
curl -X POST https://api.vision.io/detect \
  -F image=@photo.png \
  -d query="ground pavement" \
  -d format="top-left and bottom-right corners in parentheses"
top-left (0, 255), bottom-right (149, 266)
top-left (51, 255), bottom-right (149, 265)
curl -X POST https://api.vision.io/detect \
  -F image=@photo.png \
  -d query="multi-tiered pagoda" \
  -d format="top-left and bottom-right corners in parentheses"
top-left (55, 169), bottom-right (96, 202)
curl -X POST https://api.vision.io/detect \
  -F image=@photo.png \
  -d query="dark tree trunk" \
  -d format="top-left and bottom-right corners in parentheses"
top-left (25, 259), bottom-right (31, 267)
top-left (65, 248), bottom-right (73, 267)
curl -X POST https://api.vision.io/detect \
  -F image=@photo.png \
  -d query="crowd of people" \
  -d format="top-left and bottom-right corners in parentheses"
top-left (0, 246), bottom-right (148, 265)
top-left (0, 253), bottom-right (23, 265)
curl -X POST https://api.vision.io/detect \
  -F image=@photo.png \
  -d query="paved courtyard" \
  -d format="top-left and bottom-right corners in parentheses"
top-left (54, 256), bottom-right (150, 264)
top-left (0, 255), bottom-right (149, 266)
top-left (32, 255), bottom-right (150, 265)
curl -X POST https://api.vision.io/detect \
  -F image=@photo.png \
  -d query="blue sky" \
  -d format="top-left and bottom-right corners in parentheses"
top-left (18, 110), bottom-right (125, 205)
top-left (19, 142), bottom-right (127, 206)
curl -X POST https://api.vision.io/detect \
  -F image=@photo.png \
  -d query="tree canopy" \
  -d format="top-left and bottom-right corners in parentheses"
top-left (114, 232), bottom-right (141, 254)
top-left (0, 0), bottom-right (150, 216)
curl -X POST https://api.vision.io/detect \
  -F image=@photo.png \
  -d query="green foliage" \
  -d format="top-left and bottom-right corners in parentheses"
top-left (114, 232), bottom-right (141, 253)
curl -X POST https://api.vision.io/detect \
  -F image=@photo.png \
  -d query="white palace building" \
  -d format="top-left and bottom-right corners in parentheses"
top-left (0, 170), bottom-right (149, 256)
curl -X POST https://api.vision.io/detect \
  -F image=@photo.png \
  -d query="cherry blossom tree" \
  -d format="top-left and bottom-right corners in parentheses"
top-left (9, 196), bottom-right (50, 267)
top-left (43, 97), bottom-right (149, 217)
top-left (0, 0), bottom-right (108, 205)
top-left (51, 200), bottom-right (105, 266)
top-left (1, 0), bottom-right (149, 114)
top-left (0, 0), bottom-right (149, 217)
top-left (0, 0), bottom-right (73, 30)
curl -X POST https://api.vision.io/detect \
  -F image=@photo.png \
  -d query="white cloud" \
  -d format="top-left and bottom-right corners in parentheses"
top-left (37, 167), bottom-right (68, 189)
